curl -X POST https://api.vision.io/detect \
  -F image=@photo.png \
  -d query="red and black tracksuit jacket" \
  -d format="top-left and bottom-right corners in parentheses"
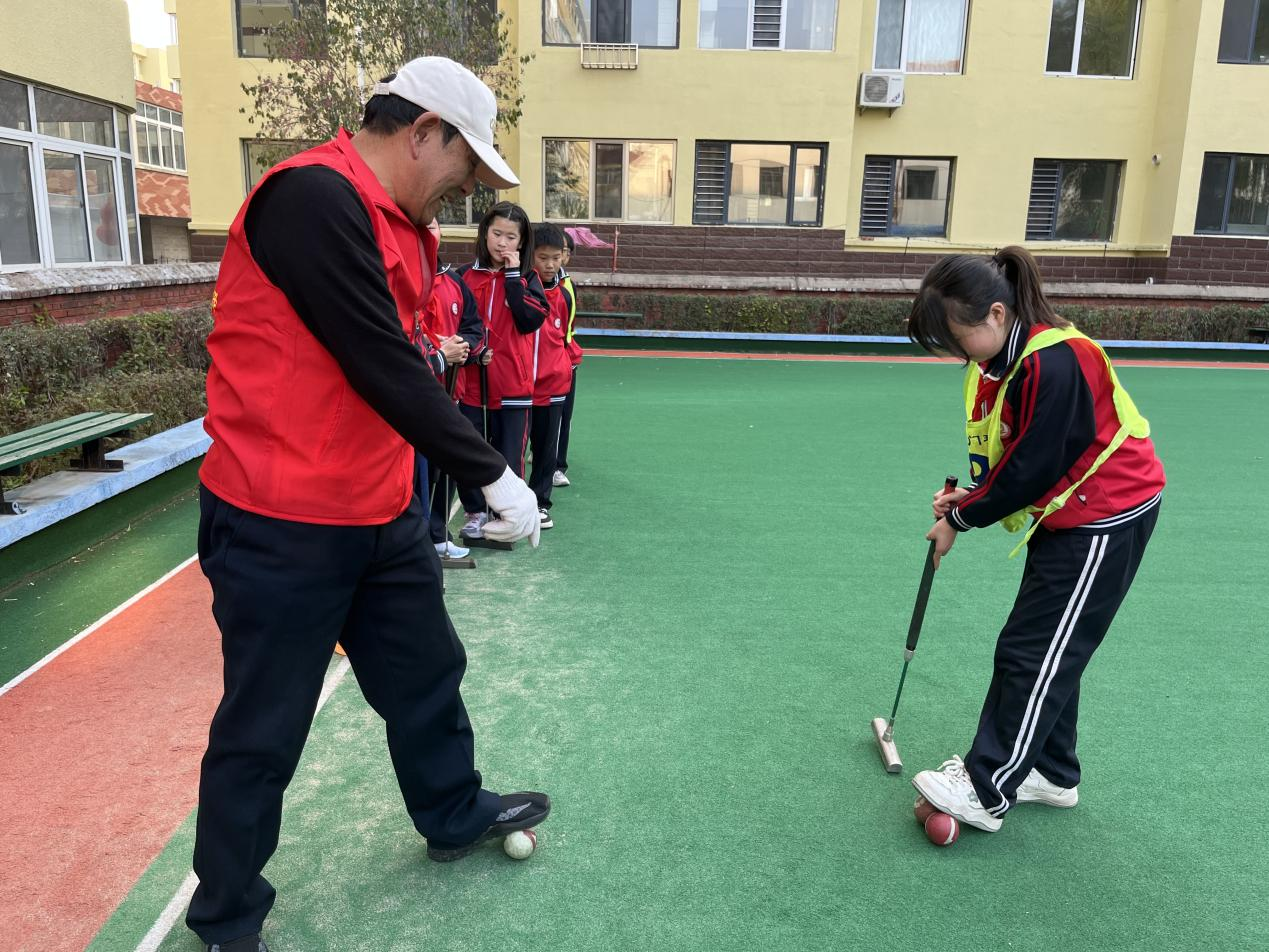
top-left (455, 263), bottom-right (549, 409)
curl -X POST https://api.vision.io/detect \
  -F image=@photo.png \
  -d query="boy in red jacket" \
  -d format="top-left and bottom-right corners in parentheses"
top-left (527, 223), bottom-right (574, 529)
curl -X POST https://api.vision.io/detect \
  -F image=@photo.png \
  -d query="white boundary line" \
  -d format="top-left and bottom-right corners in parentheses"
top-left (0, 553), bottom-right (200, 700)
top-left (134, 657), bottom-right (353, 952)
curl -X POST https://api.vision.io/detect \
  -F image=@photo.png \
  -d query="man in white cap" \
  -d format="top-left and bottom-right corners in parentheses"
top-left (189, 57), bottom-right (549, 952)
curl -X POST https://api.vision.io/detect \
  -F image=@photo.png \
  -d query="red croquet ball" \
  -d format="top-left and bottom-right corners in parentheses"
top-left (924, 811), bottom-right (959, 847)
top-left (914, 795), bottom-right (937, 825)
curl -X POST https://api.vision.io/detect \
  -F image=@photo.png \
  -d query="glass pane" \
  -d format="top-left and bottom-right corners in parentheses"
top-left (85, 156), bottom-right (123, 262)
top-left (436, 194), bottom-right (466, 226)
top-left (238, 0), bottom-right (323, 56)
top-left (472, 182), bottom-right (496, 223)
top-left (149, 124), bottom-right (162, 166)
top-left (0, 78), bottom-right (31, 132)
top-left (1227, 154), bottom-right (1269, 235)
top-left (0, 142), bottom-right (40, 265)
top-left (875, 0), bottom-right (905, 69)
top-left (892, 158), bottom-right (950, 235)
top-left (1255, 4), bottom-right (1269, 62)
top-left (544, 0), bottom-right (593, 42)
top-left (171, 110), bottom-right (183, 127)
top-left (791, 147), bottom-right (823, 224)
top-left (1195, 154), bottom-right (1232, 232)
top-left (544, 139), bottom-right (590, 219)
top-left (161, 127), bottom-right (175, 169)
top-left (1219, 0), bottom-right (1255, 61)
top-left (785, 0), bottom-right (837, 51)
top-left (631, 0), bottom-right (678, 46)
top-left (699, 0), bottom-right (749, 49)
top-left (1054, 160), bottom-right (1120, 241)
top-left (627, 141), bottom-right (673, 222)
top-left (122, 157), bottom-right (140, 263)
top-left (116, 110), bottom-right (130, 153)
top-left (728, 144), bottom-right (790, 225)
top-left (594, 142), bottom-right (624, 218)
top-left (1046, 0), bottom-right (1078, 72)
top-left (159, 108), bottom-right (171, 125)
top-left (35, 88), bottom-right (113, 146)
top-left (594, 0), bottom-right (626, 42)
top-left (43, 150), bottom-right (91, 263)
top-left (906, 0), bottom-right (966, 71)
top-left (174, 130), bottom-right (186, 170)
top-left (1077, 0), bottom-right (1138, 77)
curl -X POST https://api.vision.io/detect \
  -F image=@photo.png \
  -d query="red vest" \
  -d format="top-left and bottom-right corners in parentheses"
top-left (458, 266), bottom-right (535, 409)
top-left (534, 282), bottom-right (573, 404)
top-left (200, 130), bottom-right (437, 525)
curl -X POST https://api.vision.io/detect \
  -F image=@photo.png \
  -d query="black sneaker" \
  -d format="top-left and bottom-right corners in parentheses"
top-left (539, 508), bottom-right (554, 530)
top-left (426, 791), bottom-right (551, 862)
top-left (207, 936), bottom-right (268, 952)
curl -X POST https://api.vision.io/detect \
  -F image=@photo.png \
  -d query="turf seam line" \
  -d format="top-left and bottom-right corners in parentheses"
top-left (585, 349), bottom-right (1269, 370)
top-left (134, 657), bottom-right (353, 952)
top-left (0, 553), bottom-right (200, 700)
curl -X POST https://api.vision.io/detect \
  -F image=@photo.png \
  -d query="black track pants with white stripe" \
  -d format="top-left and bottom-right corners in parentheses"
top-left (965, 504), bottom-right (1159, 818)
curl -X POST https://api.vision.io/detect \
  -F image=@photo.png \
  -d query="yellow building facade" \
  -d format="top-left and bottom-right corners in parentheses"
top-left (173, 1), bottom-right (1269, 284)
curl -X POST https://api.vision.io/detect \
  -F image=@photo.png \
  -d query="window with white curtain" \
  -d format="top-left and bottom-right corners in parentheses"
top-left (874, 0), bottom-right (969, 72)
top-left (699, 0), bottom-right (837, 50)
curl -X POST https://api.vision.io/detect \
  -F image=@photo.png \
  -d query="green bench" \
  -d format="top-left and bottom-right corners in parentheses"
top-left (1250, 326), bottom-right (1269, 344)
top-left (0, 411), bottom-right (153, 516)
top-left (577, 311), bottom-right (641, 322)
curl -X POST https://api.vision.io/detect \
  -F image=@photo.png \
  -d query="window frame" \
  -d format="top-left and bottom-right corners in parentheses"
top-left (1043, 0), bottom-right (1143, 80)
top-left (0, 79), bottom-right (140, 271)
top-left (1025, 158), bottom-right (1124, 242)
top-left (542, 0), bottom-right (682, 49)
top-left (542, 137), bottom-right (677, 224)
top-left (693, 139), bottom-right (827, 227)
top-left (697, 0), bottom-right (838, 52)
top-left (870, 0), bottom-right (970, 75)
top-left (135, 100), bottom-right (186, 174)
top-left (1217, 0), bottom-right (1269, 64)
top-left (1194, 151), bottom-right (1269, 236)
top-left (235, 0), bottom-right (325, 59)
top-left (859, 155), bottom-right (956, 237)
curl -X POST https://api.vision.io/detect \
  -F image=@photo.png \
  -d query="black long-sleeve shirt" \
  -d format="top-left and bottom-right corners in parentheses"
top-left (245, 166), bottom-right (506, 488)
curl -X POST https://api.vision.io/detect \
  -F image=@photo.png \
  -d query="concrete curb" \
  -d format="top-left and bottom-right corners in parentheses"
top-left (0, 419), bottom-right (210, 550)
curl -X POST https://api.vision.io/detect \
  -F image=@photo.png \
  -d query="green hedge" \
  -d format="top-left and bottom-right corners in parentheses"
top-left (590, 292), bottom-right (1269, 343)
top-left (1, 308), bottom-right (211, 484)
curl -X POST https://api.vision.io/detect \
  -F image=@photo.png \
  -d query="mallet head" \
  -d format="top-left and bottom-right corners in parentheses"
top-left (871, 717), bottom-right (903, 773)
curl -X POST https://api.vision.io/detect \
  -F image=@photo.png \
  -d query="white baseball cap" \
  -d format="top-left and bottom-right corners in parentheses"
top-left (370, 56), bottom-right (519, 190)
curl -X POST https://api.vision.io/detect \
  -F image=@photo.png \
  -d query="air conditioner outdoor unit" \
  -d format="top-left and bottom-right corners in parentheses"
top-left (859, 72), bottom-right (904, 108)
top-left (580, 43), bottom-right (639, 69)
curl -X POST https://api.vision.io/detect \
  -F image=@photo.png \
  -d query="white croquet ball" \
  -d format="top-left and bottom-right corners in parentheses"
top-left (503, 828), bottom-right (537, 860)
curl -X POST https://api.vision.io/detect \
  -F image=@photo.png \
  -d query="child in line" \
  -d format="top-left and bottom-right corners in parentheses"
top-left (907, 245), bottom-right (1165, 834)
top-left (554, 229), bottom-right (582, 488)
top-left (456, 202), bottom-right (549, 541)
top-left (527, 223), bottom-right (574, 529)
top-left (420, 218), bottom-right (484, 558)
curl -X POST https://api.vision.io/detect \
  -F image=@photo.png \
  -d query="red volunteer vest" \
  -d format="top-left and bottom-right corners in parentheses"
top-left (200, 130), bottom-right (437, 525)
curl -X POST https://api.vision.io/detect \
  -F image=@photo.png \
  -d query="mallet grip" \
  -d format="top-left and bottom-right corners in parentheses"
top-left (904, 475), bottom-right (959, 653)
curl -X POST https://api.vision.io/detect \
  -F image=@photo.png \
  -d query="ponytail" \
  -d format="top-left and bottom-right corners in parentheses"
top-left (907, 245), bottom-right (1068, 360)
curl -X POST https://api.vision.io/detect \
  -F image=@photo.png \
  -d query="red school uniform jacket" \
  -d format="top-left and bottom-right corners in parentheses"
top-left (456, 263), bottom-right (549, 409)
top-left (534, 279), bottom-right (574, 405)
top-left (949, 321), bottom-right (1166, 534)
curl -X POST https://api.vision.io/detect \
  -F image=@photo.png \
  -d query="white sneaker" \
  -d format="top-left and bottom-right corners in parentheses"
top-left (538, 508), bottom-right (553, 530)
top-left (435, 540), bottom-right (471, 559)
top-left (911, 755), bottom-right (1002, 832)
top-left (552, 470), bottom-right (570, 487)
top-left (1016, 768), bottom-right (1079, 807)
top-left (460, 512), bottom-right (488, 539)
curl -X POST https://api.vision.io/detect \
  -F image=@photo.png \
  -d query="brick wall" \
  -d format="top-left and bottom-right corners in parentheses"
top-left (1165, 236), bottom-right (1269, 286)
top-left (190, 233), bottom-right (228, 262)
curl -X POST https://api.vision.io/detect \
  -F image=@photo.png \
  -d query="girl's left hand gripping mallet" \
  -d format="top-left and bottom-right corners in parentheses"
top-left (871, 475), bottom-right (958, 774)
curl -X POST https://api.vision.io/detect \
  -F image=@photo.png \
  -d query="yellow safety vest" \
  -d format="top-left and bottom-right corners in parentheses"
top-left (561, 273), bottom-right (578, 345)
top-left (963, 326), bottom-right (1150, 557)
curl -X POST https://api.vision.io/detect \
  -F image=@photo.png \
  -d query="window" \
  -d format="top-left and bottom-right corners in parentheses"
top-left (242, 139), bottom-right (318, 193)
top-left (0, 77), bottom-right (139, 269)
top-left (544, 0), bottom-right (679, 46)
top-left (699, 0), bottom-right (837, 50)
top-left (1045, 0), bottom-right (1141, 77)
top-left (135, 101), bottom-right (185, 173)
top-left (544, 139), bottom-right (675, 222)
top-left (236, 0), bottom-right (325, 58)
top-left (1219, 0), bottom-right (1269, 63)
top-left (693, 141), bottom-right (825, 226)
top-left (860, 157), bottom-right (953, 236)
top-left (874, 0), bottom-right (969, 73)
top-left (1195, 153), bottom-right (1269, 236)
top-left (438, 183), bottom-right (497, 227)
top-left (1025, 159), bottom-right (1122, 241)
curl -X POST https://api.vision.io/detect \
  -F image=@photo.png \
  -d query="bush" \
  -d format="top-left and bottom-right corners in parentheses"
top-left (0, 308), bottom-right (211, 485)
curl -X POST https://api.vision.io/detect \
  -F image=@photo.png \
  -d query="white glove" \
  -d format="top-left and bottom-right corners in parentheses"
top-left (480, 467), bottom-right (541, 547)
